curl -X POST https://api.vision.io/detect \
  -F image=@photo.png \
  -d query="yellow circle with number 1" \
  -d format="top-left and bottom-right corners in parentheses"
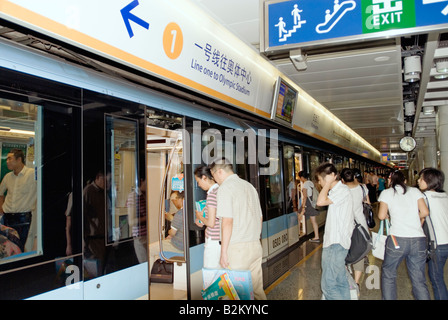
top-left (163, 22), bottom-right (183, 60)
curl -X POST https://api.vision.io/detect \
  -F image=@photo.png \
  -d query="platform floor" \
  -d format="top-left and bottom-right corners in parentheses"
top-left (264, 216), bottom-right (448, 300)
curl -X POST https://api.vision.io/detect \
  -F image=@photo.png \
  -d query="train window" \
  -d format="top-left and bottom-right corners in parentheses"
top-left (283, 145), bottom-right (296, 212)
top-left (0, 98), bottom-right (42, 264)
top-left (105, 115), bottom-right (139, 244)
top-left (259, 142), bottom-right (283, 220)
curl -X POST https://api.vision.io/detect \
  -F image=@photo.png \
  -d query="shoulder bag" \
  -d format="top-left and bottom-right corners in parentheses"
top-left (362, 186), bottom-right (376, 228)
top-left (371, 219), bottom-right (390, 260)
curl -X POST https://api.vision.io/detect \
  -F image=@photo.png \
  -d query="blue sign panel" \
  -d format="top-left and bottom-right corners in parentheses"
top-left (265, 0), bottom-right (448, 51)
top-left (416, 0), bottom-right (448, 27)
top-left (267, 0), bottom-right (362, 48)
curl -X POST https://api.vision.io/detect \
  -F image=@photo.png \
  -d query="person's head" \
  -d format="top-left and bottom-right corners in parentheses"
top-left (194, 165), bottom-right (215, 191)
top-left (314, 162), bottom-right (338, 188)
top-left (298, 170), bottom-right (309, 182)
top-left (209, 158), bottom-right (233, 185)
top-left (418, 168), bottom-right (445, 192)
top-left (340, 168), bottom-right (355, 184)
top-left (353, 168), bottom-right (362, 183)
top-left (170, 190), bottom-right (184, 210)
top-left (6, 148), bottom-right (25, 172)
top-left (389, 170), bottom-right (407, 194)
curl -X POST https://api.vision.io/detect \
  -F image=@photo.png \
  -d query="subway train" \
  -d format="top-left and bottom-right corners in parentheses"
top-left (0, 4), bottom-right (389, 300)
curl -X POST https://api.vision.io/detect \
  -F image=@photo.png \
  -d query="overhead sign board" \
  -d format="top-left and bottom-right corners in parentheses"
top-left (0, 0), bottom-right (277, 118)
top-left (263, 0), bottom-right (448, 52)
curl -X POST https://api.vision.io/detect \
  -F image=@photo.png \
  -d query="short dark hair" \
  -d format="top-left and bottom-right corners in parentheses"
top-left (9, 148), bottom-right (25, 164)
top-left (340, 168), bottom-right (355, 183)
top-left (315, 162), bottom-right (337, 181)
top-left (419, 168), bottom-right (445, 192)
top-left (194, 165), bottom-right (214, 181)
top-left (298, 171), bottom-right (309, 179)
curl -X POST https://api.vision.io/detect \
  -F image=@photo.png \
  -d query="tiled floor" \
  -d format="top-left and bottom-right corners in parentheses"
top-left (265, 216), bottom-right (448, 300)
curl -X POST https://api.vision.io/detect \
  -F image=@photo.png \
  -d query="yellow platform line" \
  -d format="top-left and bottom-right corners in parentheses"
top-left (264, 243), bottom-right (323, 295)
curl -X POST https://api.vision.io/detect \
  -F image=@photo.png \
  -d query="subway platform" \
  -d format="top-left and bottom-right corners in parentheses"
top-left (263, 216), bottom-right (448, 300)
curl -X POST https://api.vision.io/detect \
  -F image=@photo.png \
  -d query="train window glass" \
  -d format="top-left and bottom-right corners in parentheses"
top-left (283, 145), bottom-right (296, 212)
top-left (0, 98), bottom-right (42, 264)
top-left (259, 143), bottom-right (283, 220)
top-left (105, 115), bottom-right (139, 244)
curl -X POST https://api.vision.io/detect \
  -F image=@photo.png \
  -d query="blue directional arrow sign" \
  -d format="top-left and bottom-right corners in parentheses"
top-left (121, 0), bottom-right (150, 38)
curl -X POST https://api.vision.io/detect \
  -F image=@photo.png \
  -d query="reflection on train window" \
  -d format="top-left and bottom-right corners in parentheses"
top-left (260, 143), bottom-right (283, 220)
top-left (105, 115), bottom-right (138, 244)
top-left (0, 98), bottom-right (42, 264)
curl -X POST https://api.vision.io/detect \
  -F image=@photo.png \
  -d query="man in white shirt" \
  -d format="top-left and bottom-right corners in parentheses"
top-left (0, 148), bottom-right (36, 252)
top-left (315, 163), bottom-right (354, 300)
top-left (211, 158), bottom-right (267, 300)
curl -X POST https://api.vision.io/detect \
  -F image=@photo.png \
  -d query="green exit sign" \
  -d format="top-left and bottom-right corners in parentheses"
top-left (362, 0), bottom-right (416, 33)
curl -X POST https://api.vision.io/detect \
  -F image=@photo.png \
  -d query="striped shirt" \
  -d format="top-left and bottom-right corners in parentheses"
top-left (205, 184), bottom-right (220, 240)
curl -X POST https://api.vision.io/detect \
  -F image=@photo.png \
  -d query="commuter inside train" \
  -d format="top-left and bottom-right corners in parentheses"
top-left (315, 162), bottom-right (354, 300)
top-left (0, 148), bottom-right (36, 253)
top-left (163, 190), bottom-right (184, 254)
top-left (193, 165), bottom-right (220, 269)
top-left (341, 168), bottom-right (370, 287)
top-left (298, 171), bottom-right (320, 243)
top-left (378, 170), bottom-right (430, 300)
top-left (211, 157), bottom-right (267, 300)
top-left (418, 168), bottom-right (448, 300)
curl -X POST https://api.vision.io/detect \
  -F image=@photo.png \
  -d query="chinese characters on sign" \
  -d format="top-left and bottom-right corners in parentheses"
top-left (192, 42), bottom-right (252, 97)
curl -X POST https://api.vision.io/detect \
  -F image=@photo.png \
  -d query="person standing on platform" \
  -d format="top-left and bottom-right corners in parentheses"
top-left (418, 168), bottom-right (448, 300)
top-left (378, 170), bottom-right (430, 300)
top-left (210, 158), bottom-right (267, 300)
top-left (298, 171), bottom-right (320, 242)
top-left (315, 163), bottom-right (354, 300)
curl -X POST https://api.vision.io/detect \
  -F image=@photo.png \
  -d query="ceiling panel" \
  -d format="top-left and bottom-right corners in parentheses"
top-left (191, 0), bottom-right (441, 157)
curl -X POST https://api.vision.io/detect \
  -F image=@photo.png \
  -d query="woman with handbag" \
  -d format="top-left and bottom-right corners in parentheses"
top-left (418, 168), bottom-right (448, 300)
top-left (378, 170), bottom-right (430, 300)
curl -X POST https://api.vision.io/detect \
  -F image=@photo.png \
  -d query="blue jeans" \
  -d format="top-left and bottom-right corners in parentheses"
top-left (381, 236), bottom-right (430, 300)
top-left (321, 244), bottom-right (350, 300)
top-left (428, 244), bottom-right (448, 300)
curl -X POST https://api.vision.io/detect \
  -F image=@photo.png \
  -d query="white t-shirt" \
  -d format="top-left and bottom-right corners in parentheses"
top-left (378, 186), bottom-right (425, 238)
top-left (425, 191), bottom-right (448, 245)
top-left (323, 181), bottom-right (354, 250)
top-left (348, 185), bottom-right (368, 231)
top-left (301, 180), bottom-right (313, 196)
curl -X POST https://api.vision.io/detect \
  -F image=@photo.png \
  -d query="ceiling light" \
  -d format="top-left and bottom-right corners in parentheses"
top-left (434, 74), bottom-right (448, 79)
top-left (404, 55), bottom-right (421, 82)
top-left (436, 60), bottom-right (448, 73)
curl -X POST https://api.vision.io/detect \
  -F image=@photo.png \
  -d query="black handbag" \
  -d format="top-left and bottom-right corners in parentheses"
top-left (150, 259), bottom-right (174, 283)
top-left (362, 186), bottom-right (375, 228)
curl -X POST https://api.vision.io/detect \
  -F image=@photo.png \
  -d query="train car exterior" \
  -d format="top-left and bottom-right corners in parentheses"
top-left (0, 1), bottom-right (388, 300)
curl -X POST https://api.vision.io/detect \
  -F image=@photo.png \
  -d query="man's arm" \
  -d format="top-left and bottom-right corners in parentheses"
top-left (220, 217), bottom-right (233, 269)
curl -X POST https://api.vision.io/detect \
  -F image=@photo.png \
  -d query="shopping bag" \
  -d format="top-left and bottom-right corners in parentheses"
top-left (371, 219), bottom-right (390, 260)
top-left (201, 272), bottom-right (240, 300)
top-left (202, 268), bottom-right (254, 300)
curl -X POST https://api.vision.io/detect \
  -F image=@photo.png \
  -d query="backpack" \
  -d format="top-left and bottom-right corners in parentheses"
top-left (346, 221), bottom-right (372, 265)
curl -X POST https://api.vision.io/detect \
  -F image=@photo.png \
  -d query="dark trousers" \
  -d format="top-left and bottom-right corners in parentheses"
top-left (3, 212), bottom-right (32, 252)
